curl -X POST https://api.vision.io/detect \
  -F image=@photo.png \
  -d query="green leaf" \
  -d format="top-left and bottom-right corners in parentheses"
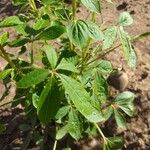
top-left (56, 58), bottom-right (79, 73)
top-left (63, 148), bottom-right (71, 150)
top-left (119, 27), bottom-right (137, 68)
top-left (37, 77), bottom-right (60, 125)
top-left (68, 110), bottom-right (82, 140)
top-left (43, 45), bottom-right (58, 69)
top-left (12, 0), bottom-right (27, 6)
top-left (97, 60), bottom-right (113, 74)
top-left (119, 12), bottom-right (133, 26)
top-left (17, 69), bottom-right (49, 88)
top-left (103, 136), bottom-right (123, 150)
top-left (67, 20), bottom-right (89, 48)
top-left (33, 15), bottom-right (50, 30)
top-left (93, 70), bottom-right (108, 104)
top-left (59, 74), bottom-right (104, 123)
top-left (115, 91), bottom-right (135, 116)
top-left (0, 69), bottom-right (12, 81)
top-left (86, 21), bottom-right (104, 41)
top-left (114, 109), bottom-right (126, 129)
top-left (42, 0), bottom-right (60, 5)
top-left (102, 26), bottom-right (117, 50)
top-left (81, 0), bottom-right (101, 13)
top-left (0, 16), bottom-right (23, 28)
top-left (32, 93), bottom-right (39, 108)
top-left (0, 123), bottom-right (6, 133)
top-left (0, 32), bottom-right (9, 46)
top-left (36, 25), bottom-right (65, 40)
top-left (9, 38), bottom-right (29, 47)
top-left (56, 125), bottom-right (68, 140)
top-left (68, 110), bottom-right (81, 140)
top-left (103, 106), bottom-right (113, 121)
top-left (55, 106), bottom-right (70, 120)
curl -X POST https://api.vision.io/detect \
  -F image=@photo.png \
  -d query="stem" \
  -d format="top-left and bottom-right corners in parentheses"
top-left (87, 44), bottom-right (121, 66)
top-left (30, 42), bottom-right (34, 64)
top-left (30, 0), bottom-right (37, 12)
top-left (94, 123), bottom-right (107, 143)
top-left (53, 139), bottom-right (57, 150)
top-left (0, 46), bottom-right (17, 70)
top-left (0, 96), bottom-right (25, 108)
top-left (72, 0), bottom-right (77, 20)
top-left (91, 12), bottom-right (96, 22)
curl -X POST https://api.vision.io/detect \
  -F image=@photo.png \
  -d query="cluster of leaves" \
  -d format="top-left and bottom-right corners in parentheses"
top-left (0, 0), bottom-right (142, 149)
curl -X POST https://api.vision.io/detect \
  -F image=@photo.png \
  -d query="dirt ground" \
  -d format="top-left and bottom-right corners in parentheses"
top-left (0, 0), bottom-right (150, 150)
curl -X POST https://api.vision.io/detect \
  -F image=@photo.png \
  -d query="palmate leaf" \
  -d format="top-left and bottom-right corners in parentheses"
top-left (119, 27), bottom-right (137, 68)
top-left (56, 58), bottom-right (79, 73)
top-left (43, 45), bottom-right (58, 69)
top-left (17, 69), bottom-right (49, 88)
top-left (37, 77), bottom-right (60, 125)
top-left (0, 16), bottom-right (23, 28)
top-left (68, 110), bottom-right (82, 140)
top-left (119, 12), bottom-right (133, 26)
top-left (59, 74), bottom-right (104, 123)
top-left (103, 136), bottom-right (124, 150)
top-left (102, 26), bottom-right (117, 50)
top-left (81, 0), bottom-right (101, 13)
top-left (67, 20), bottom-right (89, 48)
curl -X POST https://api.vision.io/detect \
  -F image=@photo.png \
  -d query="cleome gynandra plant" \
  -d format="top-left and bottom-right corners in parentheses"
top-left (0, 0), bottom-right (147, 149)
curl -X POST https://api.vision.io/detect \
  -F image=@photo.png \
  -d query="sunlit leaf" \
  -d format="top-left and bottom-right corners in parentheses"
top-left (17, 69), bottom-right (49, 88)
top-left (56, 58), bottom-right (79, 73)
top-left (0, 69), bottom-right (12, 81)
top-left (43, 45), bottom-right (58, 69)
top-left (102, 26), bottom-right (117, 50)
top-left (68, 110), bottom-right (82, 140)
top-left (0, 16), bottom-right (23, 28)
top-left (81, 0), bottom-right (101, 13)
top-left (59, 74), bottom-right (104, 123)
top-left (67, 20), bottom-right (89, 48)
top-left (119, 27), bottom-right (137, 68)
top-left (119, 12), bottom-right (133, 26)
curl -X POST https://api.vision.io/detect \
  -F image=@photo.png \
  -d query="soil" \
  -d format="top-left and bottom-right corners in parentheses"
top-left (0, 0), bottom-right (150, 150)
